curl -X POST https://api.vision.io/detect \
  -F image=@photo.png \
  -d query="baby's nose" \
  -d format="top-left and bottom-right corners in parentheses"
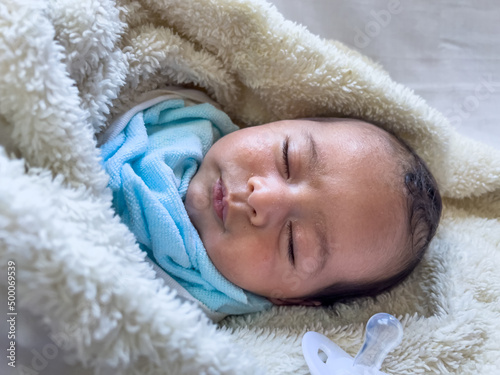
top-left (247, 176), bottom-right (289, 227)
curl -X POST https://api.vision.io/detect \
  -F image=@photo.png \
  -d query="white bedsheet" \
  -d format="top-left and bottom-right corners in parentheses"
top-left (270, 0), bottom-right (500, 150)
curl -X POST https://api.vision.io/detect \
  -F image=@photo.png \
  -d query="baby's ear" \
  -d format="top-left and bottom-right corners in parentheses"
top-left (267, 297), bottom-right (321, 306)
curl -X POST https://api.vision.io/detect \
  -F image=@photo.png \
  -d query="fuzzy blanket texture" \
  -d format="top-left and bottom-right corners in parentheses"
top-left (0, 0), bottom-right (499, 374)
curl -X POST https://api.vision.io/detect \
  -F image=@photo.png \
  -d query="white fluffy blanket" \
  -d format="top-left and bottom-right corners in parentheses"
top-left (1, 0), bottom-right (500, 374)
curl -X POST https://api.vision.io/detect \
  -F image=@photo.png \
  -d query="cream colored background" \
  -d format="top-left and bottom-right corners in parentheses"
top-left (269, 0), bottom-right (500, 150)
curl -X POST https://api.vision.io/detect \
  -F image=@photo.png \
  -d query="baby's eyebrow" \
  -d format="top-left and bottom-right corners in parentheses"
top-left (302, 130), bottom-right (329, 276)
top-left (311, 218), bottom-right (329, 277)
top-left (304, 130), bottom-right (324, 188)
top-left (306, 130), bottom-right (320, 174)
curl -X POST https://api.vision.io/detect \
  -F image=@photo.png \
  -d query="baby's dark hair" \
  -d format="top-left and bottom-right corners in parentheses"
top-left (301, 119), bottom-right (443, 306)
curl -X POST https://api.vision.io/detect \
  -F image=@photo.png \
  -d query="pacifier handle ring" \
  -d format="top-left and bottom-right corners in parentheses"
top-left (302, 331), bottom-right (352, 375)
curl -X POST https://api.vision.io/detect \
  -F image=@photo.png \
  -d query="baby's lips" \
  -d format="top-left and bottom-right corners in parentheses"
top-left (213, 178), bottom-right (226, 224)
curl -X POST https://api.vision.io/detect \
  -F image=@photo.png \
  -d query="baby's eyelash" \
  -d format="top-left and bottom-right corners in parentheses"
top-left (287, 221), bottom-right (295, 266)
top-left (282, 136), bottom-right (290, 178)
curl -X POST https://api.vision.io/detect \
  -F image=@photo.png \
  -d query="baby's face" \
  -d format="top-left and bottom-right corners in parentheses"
top-left (185, 119), bottom-right (408, 303)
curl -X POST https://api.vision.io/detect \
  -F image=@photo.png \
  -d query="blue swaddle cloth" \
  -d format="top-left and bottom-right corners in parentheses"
top-left (100, 98), bottom-right (271, 315)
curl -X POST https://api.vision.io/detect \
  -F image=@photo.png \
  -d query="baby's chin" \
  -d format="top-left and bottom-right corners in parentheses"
top-left (204, 245), bottom-right (233, 282)
top-left (185, 185), bottom-right (210, 212)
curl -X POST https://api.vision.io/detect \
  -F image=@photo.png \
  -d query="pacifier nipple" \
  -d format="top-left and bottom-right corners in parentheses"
top-left (353, 313), bottom-right (403, 371)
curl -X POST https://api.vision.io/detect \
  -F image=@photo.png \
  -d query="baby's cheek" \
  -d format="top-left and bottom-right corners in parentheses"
top-left (255, 249), bottom-right (273, 269)
top-left (243, 245), bottom-right (275, 285)
top-left (226, 240), bottom-right (273, 287)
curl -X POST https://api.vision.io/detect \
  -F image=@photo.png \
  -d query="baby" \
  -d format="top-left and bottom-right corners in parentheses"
top-left (100, 88), bottom-right (442, 319)
top-left (186, 117), bottom-right (442, 306)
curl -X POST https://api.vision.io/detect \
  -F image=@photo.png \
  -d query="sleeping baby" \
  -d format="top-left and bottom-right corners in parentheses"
top-left (99, 87), bottom-right (442, 321)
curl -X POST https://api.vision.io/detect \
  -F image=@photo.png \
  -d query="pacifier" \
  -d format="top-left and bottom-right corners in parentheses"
top-left (302, 313), bottom-right (403, 375)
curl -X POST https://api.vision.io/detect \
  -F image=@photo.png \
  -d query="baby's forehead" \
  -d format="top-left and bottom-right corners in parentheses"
top-left (251, 118), bottom-right (397, 161)
top-left (285, 118), bottom-right (395, 148)
top-left (279, 117), bottom-right (382, 132)
top-left (301, 117), bottom-right (386, 132)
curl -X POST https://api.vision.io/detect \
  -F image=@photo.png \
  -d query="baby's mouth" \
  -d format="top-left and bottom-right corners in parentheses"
top-left (213, 177), bottom-right (227, 225)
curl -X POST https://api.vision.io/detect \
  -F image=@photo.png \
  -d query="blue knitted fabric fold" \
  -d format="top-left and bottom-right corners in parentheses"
top-left (100, 99), bottom-right (271, 314)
